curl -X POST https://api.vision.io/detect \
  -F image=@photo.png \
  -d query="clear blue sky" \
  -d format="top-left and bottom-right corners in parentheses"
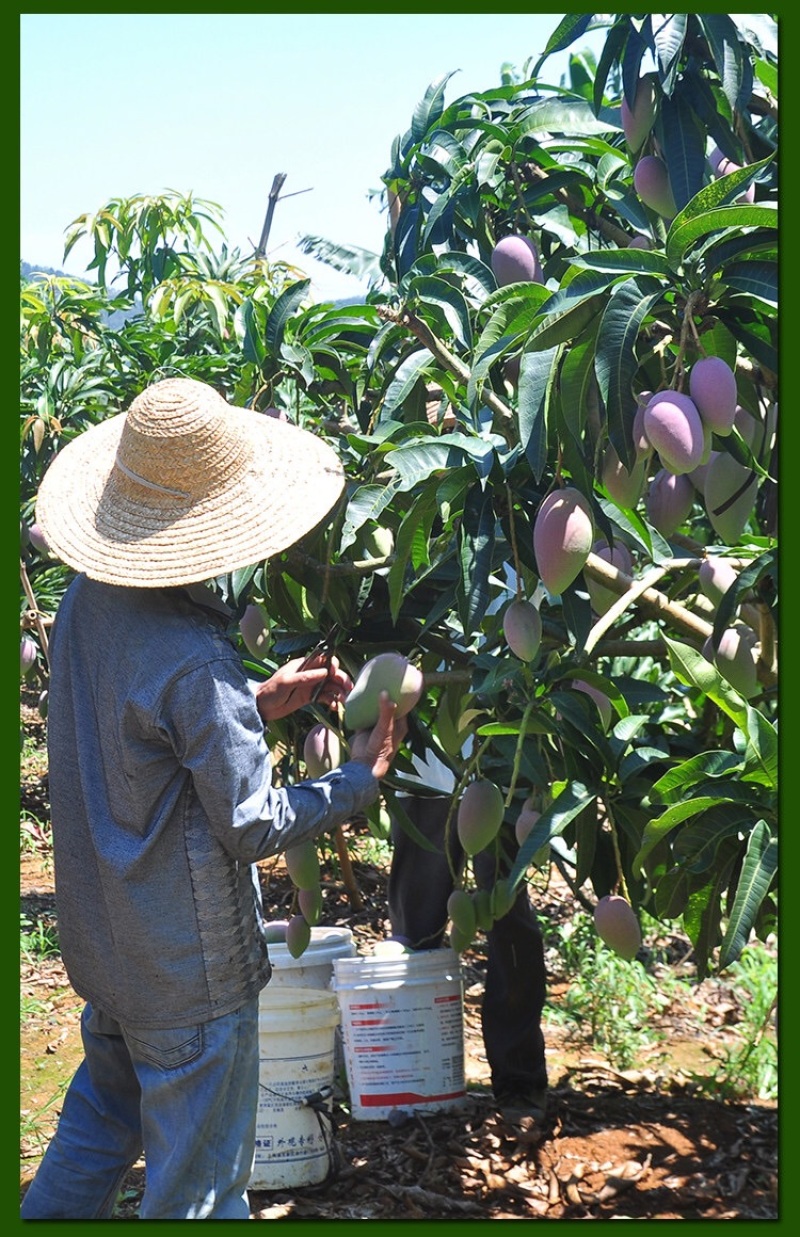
top-left (20, 13), bottom-right (605, 301)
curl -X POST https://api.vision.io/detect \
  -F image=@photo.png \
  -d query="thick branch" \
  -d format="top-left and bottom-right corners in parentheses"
top-left (375, 304), bottom-right (514, 429)
top-left (517, 162), bottom-right (634, 247)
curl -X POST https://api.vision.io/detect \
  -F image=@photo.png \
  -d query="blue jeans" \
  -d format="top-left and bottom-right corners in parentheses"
top-left (20, 996), bottom-right (260, 1220)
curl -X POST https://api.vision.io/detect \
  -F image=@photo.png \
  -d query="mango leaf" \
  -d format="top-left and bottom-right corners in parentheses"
top-left (633, 796), bottom-right (729, 877)
top-left (509, 781), bottom-right (596, 887)
top-left (518, 345), bottom-right (559, 482)
top-left (698, 13), bottom-right (753, 113)
top-left (742, 706), bottom-right (778, 789)
top-left (234, 298), bottom-right (265, 366)
top-left (381, 348), bottom-right (437, 419)
top-left (594, 277), bottom-right (664, 471)
top-left (664, 636), bottom-right (749, 729)
top-left (265, 279), bottom-right (310, 356)
top-left (666, 201), bottom-right (777, 269)
top-left (527, 293), bottom-right (606, 352)
top-left (682, 852), bottom-right (737, 979)
top-left (410, 275), bottom-right (472, 349)
top-left (674, 809), bottom-right (754, 874)
top-left (571, 250), bottom-right (671, 278)
top-left (535, 12), bottom-right (593, 62)
top-left (515, 97), bottom-right (619, 141)
top-left (386, 440), bottom-right (466, 491)
top-left (653, 13), bottom-right (688, 93)
top-left (718, 259), bottom-right (778, 307)
top-left (654, 865), bottom-right (691, 919)
top-left (339, 484), bottom-right (396, 553)
top-left (718, 821), bottom-right (777, 970)
top-left (387, 487), bottom-right (438, 622)
top-left (649, 750), bottom-right (744, 804)
top-left (456, 483), bottom-right (495, 635)
top-left (593, 19), bottom-right (629, 115)
top-left (659, 89), bottom-right (708, 211)
top-left (410, 72), bottom-right (458, 144)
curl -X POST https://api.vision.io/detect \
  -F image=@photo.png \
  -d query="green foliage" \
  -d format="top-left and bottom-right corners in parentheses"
top-left (20, 14), bottom-right (778, 980)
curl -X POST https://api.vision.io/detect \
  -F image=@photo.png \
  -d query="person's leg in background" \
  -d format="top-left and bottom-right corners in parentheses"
top-left (387, 796), bottom-right (548, 1121)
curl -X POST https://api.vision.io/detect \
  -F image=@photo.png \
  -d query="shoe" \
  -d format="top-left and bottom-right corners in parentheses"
top-left (494, 1087), bottom-right (548, 1125)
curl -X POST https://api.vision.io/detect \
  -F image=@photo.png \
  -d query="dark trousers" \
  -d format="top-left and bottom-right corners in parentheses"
top-left (386, 795), bottom-right (548, 1098)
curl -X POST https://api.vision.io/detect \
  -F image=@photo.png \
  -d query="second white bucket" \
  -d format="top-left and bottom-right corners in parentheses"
top-left (265, 925), bottom-right (356, 991)
top-left (332, 947), bottom-right (467, 1121)
top-left (251, 985), bottom-right (340, 1191)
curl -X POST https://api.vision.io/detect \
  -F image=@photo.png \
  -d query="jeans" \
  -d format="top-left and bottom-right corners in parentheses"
top-left (387, 795), bottom-right (548, 1097)
top-left (20, 996), bottom-right (260, 1220)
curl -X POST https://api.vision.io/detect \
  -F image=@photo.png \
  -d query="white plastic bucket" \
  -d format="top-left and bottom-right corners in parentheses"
top-left (265, 925), bottom-right (356, 1089)
top-left (251, 986), bottom-right (340, 1191)
top-left (332, 948), bottom-right (467, 1121)
top-left (266, 925), bottom-right (356, 990)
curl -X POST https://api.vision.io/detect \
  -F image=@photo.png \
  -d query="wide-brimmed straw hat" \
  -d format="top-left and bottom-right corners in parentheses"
top-left (34, 376), bottom-right (346, 587)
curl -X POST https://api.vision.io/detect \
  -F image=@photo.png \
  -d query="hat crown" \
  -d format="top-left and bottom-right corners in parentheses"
top-left (116, 378), bottom-right (251, 501)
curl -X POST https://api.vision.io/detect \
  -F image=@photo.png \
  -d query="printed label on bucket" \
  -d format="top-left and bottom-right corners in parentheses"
top-left (339, 980), bottom-right (466, 1117)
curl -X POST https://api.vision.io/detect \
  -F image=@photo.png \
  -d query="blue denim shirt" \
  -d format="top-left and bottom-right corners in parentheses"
top-left (45, 575), bottom-right (378, 1029)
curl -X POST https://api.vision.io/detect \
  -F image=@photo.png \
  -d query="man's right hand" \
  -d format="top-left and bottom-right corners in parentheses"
top-left (349, 691), bottom-right (408, 780)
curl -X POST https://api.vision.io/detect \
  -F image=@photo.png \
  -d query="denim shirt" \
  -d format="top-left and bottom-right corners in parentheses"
top-left (45, 575), bottom-right (378, 1029)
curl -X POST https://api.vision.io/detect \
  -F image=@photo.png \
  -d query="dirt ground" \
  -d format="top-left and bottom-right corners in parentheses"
top-left (20, 698), bottom-right (778, 1221)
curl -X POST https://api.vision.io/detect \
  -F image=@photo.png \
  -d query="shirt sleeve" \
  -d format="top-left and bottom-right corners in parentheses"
top-left (157, 656), bottom-right (378, 864)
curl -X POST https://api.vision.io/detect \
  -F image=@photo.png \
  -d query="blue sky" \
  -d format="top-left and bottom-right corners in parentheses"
top-left (20, 12), bottom-right (605, 301)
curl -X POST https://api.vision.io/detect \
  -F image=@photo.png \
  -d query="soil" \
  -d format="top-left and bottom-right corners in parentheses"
top-left (19, 695), bottom-right (779, 1221)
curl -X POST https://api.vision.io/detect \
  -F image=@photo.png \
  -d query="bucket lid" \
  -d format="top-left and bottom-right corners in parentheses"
top-left (332, 947), bottom-right (463, 986)
top-left (266, 925), bottom-right (356, 969)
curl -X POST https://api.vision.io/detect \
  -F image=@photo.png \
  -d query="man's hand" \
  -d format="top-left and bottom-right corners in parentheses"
top-left (349, 691), bottom-right (408, 781)
top-left (256, 654), bottom-right (353, 724)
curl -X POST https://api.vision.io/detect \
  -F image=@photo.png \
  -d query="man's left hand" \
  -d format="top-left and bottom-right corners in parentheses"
top-left (255, 654), bottom-right (353, 723)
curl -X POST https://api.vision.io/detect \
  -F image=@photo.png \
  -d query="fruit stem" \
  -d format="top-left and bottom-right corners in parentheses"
top-left (504, 699), bottom-right (536, 809)
top-left (605, 802), bottom-right (631, 902)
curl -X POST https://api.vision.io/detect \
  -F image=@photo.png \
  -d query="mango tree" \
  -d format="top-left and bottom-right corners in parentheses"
top-left (20, 13), bottom-right (778, 977)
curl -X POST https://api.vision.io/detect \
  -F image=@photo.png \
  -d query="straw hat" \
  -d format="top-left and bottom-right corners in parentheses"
top-left (34, 376), bottom-right (346, 587)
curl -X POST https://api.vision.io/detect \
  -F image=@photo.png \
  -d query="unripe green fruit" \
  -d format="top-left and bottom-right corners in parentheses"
top-left (447, 889), bottom-right (477, 938)
top-left (704, 624), bottom-right (759, 699)
top-left (344, 652), bottom-right (424, 731)
top-left (645, 468), bottom-right (695, 538)
top-left (633, 155), bottom-right (677, 218)
top-left (298, 884), bottom-right (322, 926)
top-left (491, 234), bottom-right (543, 286)
top-left (457, 779), bottom-right (504, 856)
top-left (356, 522), bottom-right (394, 560)
top-left (601, 443), bottom-right (648, 508)
top-left (689, 357), bottom-right (737, 436)
top-left (20, 635), bottom-right (37, 678)
top-left (239, 603), bottom-right (270, 660)
top-left (503, 599), bottom-right (542, 662)
top-left (621, 75), bottom-right (657, 152)
top-left (490, 878), bottom-right (515, 921)
top-left (643, 392), bottom-right (705, 475)
top-left (286, 914), bottom-right (312, 959)
top-left (594, 895), bottom-right (641, 960)
top-left (533, 488), bottom-right (594, 596)
top-left (472, 888), bottom-right (494, 932)
top-left (284, 840), bottom-right (320, 891)
top-left (698, 557), bottom-right (739, 607)
top-left (303, 723), bottom-right (342, 778)
top-left (264, 921), bottom-right (288, 943)
top-left (703, 453), bottom-right (758, 543)
top-left (570, 680), bottom-right (613, 733)
top-left (448, 924), bottom-right (475, 954)
top-left (366, 802), bottom-right (392, 841)
top-left (586, 539), bottom-right (633, 616)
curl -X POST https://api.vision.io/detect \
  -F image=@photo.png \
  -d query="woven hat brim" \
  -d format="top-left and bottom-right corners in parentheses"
top-left (35, 410), bottom-right (346, 587)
